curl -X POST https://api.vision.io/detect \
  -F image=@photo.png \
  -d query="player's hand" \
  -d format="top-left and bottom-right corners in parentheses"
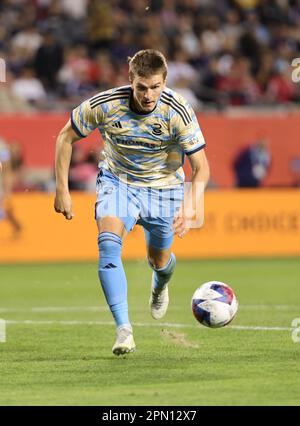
top-left (173, 211), bottom-right (189, 239)
top-left (54, 191), bottom-right (74, 220)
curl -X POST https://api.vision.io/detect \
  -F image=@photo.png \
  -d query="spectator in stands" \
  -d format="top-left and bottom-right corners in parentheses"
top-left (216, 56), bottom-right (261, 105)
top-left (0, 71), bottom-right (34, 112)
top-left (265, 62), bottom-right (299, 103)
top-left (61, 0), bottom-right (87, 20)
top-left (34, 29), bottom-right (63, 92)
top-left (94, 51), bottom-right (118, 91)
top-left (110, 30), bottom-right (138, 65)
top-left (290, 157), bottom-right (300, 187)
top-left (11, 66), bottom-right (47, 107)
top-left (11, 24), bottom-right (42, 62)
top-left (1, 0), bottom-right (300, 110)
top-left (234, 140), bottom-right (271, 187)
top-left (167, 49), bottom-right (199, 89)
top-left (87, 0), bottom-right (116, 51)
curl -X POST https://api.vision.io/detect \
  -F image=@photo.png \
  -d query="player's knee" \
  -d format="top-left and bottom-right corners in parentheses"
top-left (148, 251), bottom-right (176, 272)
top-left (148, 253), bottom-right (170, 270)
top-left (97, 217), bottom-right (126, 237)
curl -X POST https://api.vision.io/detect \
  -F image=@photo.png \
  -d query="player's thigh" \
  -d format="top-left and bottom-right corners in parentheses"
top-left (141, 187), bottom-right (182, 268)
top-left (143, 223), bottom-right (174, 268)
top-left (95, 168), bottom-right (139, 236)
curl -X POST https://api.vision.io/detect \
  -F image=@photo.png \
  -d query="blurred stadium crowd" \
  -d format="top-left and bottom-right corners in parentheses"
top-left (1, 0), bottom-right (300, 112)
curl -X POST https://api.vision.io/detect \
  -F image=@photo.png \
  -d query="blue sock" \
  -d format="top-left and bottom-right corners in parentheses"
top-left (98, 232), bottom-right (130, 328)
top-left (149, 253), bottom-right (176, 292)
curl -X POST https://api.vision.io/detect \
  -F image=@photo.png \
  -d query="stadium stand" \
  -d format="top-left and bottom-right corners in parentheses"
top-left (0, 0), bottom-right (299, 111)
top-left (1, 0), bottom-right (300, 189)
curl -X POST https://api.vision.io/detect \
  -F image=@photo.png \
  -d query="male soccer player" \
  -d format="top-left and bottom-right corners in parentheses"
top-left (0, 139), bottom-right (22, 236)
top-left (54, 49), bottom-right (210, 355)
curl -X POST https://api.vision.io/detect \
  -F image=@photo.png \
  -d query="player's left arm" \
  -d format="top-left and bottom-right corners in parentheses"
top-left (173, 148), bottom-right (210, 238)
top-left (171, 93), bottom-right (210, 237)
top-left (0, 152), bottom-right (22, 234)
top-left (1, 155), bottom-right (14, 208)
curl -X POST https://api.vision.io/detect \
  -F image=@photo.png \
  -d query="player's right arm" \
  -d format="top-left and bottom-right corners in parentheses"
top-left (55, 94), bottom-right (104, 219)
top-left (54, 119), bottom-right (82, 220)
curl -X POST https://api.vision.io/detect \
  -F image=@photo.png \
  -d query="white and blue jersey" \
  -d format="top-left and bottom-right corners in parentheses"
top-left (71, 85), bottom-right (206, 189)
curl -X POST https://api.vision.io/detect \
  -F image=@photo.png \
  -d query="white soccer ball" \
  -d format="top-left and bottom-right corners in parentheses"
top-left (191, 281), bottom-right (238, 328)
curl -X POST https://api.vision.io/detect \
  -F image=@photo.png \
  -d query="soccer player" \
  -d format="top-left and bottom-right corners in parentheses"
top-left (0, 138), bottom-right (22, 237)
top-left (54, 49), bottom-right (210, 355)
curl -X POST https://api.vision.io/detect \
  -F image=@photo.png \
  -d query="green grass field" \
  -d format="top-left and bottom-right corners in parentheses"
top-left (0, 258), bottom-right (300, 406)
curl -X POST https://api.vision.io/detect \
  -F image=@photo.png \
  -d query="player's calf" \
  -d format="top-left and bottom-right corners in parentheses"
top-left (148, 253), bottom-right (176, 319)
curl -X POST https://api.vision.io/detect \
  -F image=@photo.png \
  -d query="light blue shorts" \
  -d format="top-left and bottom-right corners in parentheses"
top-left (95, 168), bottom-right (184, 250)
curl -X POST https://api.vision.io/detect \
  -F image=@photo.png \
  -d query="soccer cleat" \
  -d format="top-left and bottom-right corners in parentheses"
top-left (112, 325), bottom-right (136, 356)
top-left (149, 274), bottom-right (169, 320)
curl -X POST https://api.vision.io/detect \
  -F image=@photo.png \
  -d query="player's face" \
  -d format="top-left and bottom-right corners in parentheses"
top-left (131, 74), bottom-right (166, 113)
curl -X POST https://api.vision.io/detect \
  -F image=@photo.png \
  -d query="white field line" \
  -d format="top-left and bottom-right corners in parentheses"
top-left (0, 306), bottom-right (107, 313)
top-left (5, 319), bottom-right (292, 331)
top-left (0, 304), bottom-right (299, 313)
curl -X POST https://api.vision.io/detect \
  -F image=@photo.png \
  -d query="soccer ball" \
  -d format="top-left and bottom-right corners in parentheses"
top-left (191, 281), bottom-right (238, 328)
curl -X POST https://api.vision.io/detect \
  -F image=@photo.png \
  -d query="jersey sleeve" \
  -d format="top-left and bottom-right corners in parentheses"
top-left (172, 97), bottom-right (206, 155)
top-left (71, 98), bottom-right (104, 138)
top-left (0, 143), bottom-right (10, 162)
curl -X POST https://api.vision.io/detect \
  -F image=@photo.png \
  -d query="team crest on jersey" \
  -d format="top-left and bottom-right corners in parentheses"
top-left (151, 123), bottom-right (163, 136)
top-left (189, 136), bottom-right (200, 146)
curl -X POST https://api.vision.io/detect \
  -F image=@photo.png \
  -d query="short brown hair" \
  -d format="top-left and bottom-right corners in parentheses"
top-left (128, 49), bottom-right (168, 80)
